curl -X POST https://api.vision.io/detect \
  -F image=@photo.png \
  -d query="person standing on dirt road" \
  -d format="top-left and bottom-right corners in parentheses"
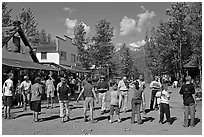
top-left (2, 73), bottom-right (14, 119)
top-left (149, 76), bottom-right (162, 111)
top-left (46, 75), bottom-right (55, 109)
top-left (57, 77), bottom-right (71, 123)
top-left (20, 76), bottom-right (32, 111)
top-left (118, 76), bottom-right (129, 113)
top-left (30, 77), bottom-right (43, 122)
top-left (137, 74), bottom-right (146, 115)
top-left (77, 78), bottom-right (98, 123)
top-left (97, 76), bottom-right (109, 115)
top-left (179, 76), bottom-right (196, 128)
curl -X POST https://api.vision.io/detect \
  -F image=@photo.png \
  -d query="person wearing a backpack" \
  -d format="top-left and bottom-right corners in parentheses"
top-left (179, 76), bottom-right (196, 128)
top-left (156, 82), bottom-right (171, 125)
top-left (57, 77), bottom-right (71, 123)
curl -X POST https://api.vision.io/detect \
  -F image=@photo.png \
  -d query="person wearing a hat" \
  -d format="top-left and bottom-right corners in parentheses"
top-left (56, 77), bottom-right (71, 123)
top-left (20, 75), bottom-right (32, 111)
top-left (30, 77), bottom-right (42, 122)
top-left (97, 75), bottom-right (109, 115)
top-left (179, 76), bottom-right (196, 128)
top-left (149, 76), bottom-right (162, 111)
top-left (2, 73), bottom-right (14, 119)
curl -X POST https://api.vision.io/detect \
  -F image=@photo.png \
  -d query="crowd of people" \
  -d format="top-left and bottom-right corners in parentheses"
top-left (2, 72), bottom-right (198, 128)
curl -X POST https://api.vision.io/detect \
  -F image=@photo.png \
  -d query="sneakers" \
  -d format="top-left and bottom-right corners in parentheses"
top-left (183, 125), bottom-right (188, 128)
top-left (101, 111), bottom-right (105, 115)
top-left (84, 118), bottom-right (87, 122)
top-left (159, 121), bottom-right (163, 125)
top-left (66, 116), bottom-right (70, 121)
top-left (109, 120), bottom-right (112, 123)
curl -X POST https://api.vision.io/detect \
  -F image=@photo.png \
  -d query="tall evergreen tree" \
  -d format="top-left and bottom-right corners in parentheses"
top-left (2, 2), bottom-right (13, 27)
top-left (92, 19), bottom-right (114, 75)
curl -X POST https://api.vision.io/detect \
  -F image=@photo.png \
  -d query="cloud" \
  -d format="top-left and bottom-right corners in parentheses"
top-left (129, 40), bottom-right (146, 48)
top-left (137, 10), bottom-right (156, 30)
top-left (120, 16), bottom-right (139, 36)
top-left (63, 7), bottom-right (77, 14)
top-left (119, 7), bottom-right (156, 36)
top-left (140, 5), bottom-right (146, 11)
top-left (65, 18), bottom-right (90, 38)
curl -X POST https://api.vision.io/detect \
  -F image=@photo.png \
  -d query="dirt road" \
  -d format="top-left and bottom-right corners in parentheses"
top-left (2, 85), bottom-right (202, 135)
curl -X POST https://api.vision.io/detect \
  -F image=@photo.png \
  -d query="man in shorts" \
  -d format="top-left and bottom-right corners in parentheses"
top-left (46, 75), bottom-right (55, 109)
top-left (3, 73), bottom-right (14, 119)
top-left (77, 78), bottom-right (98, 123)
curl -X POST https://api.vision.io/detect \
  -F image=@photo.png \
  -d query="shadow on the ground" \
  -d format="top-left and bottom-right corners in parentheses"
top-left (70, 116), bottom-right (84, 121)
top-left (195, 118), bottom-right (201, 126)
top-left (163, 117), bottom-right (177, 125)
top-left (188, 118), bottom-right (200, 126)
top-left (144, 109), bottom-right (153, 114)
top-left (95, 115), bottom-right (109, 122)
top-left (142, 117), bottom-right (155, 123)
top-left (121, 116), bottom-right (131, 122)
top-left (94, 107), bottom-right (101, 110)
top-left (42, 115), bottom-right (60, 122)
top-left (126, 109), bottom-right (132, 113)
top-left (15, 112), bottom-right (33, 118)
top-left (71, 106), bottom-right (83, 110)
top-left (12, 110), bottom-right (24, 114)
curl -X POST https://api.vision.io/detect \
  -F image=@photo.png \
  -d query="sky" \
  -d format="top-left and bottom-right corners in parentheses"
top-left (6, 1), bottom-right (174, 50)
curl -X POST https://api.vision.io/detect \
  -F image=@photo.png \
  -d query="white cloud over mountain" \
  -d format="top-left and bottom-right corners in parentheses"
top-left (129, 40), bottom-right (146, 48)
top-left (63, 7), bottom-right (77, 14)
top-left (119, 7), bottom-right (156, 36)
top-left (65, 18), bottom-right (90, 38)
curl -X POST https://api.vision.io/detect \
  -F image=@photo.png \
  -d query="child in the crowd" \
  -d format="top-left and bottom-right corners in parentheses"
top-left (109, 80), bottom-right (121, 123)
top-left (131, 81), bottom-right (144, 125)
top-left (15, 80), bottom-right (23, 108)
top-left (156, 82), bottom-right (171, 125)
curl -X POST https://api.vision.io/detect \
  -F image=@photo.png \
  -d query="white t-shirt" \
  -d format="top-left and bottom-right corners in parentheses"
top-left (20, 80), bottom-right (32, 91)
top-left (46, 79), bottom-right (55, 92)
top-left (156, 90), bottom-right (170, 104)
top-left (3, 79), bottom-right (13, 96)
top-left (118, 80), bottom-right (128, 91)
top-left (137, 79), bottom-right (146, 91)
top-left (150, 80), bottom-right (162, 90)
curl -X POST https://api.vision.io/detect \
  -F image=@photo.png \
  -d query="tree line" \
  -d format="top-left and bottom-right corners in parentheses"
top-left (144, 2), bottom-right (202, 81)
top-left (2, 2), bottom-right (53, 46)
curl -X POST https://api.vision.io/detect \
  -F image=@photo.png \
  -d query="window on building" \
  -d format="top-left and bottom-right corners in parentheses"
top-left (71, 54), bottom-right (76, 62)
top-left (60, 51), bottom-right (66, 60)
top-left (41, 52), bottom-right (47, 59)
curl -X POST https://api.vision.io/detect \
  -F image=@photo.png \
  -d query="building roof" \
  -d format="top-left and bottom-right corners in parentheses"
top-left (35, 43), bottom-right (57, 53)
top-left (183, 59), bottom-right (198, 68)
